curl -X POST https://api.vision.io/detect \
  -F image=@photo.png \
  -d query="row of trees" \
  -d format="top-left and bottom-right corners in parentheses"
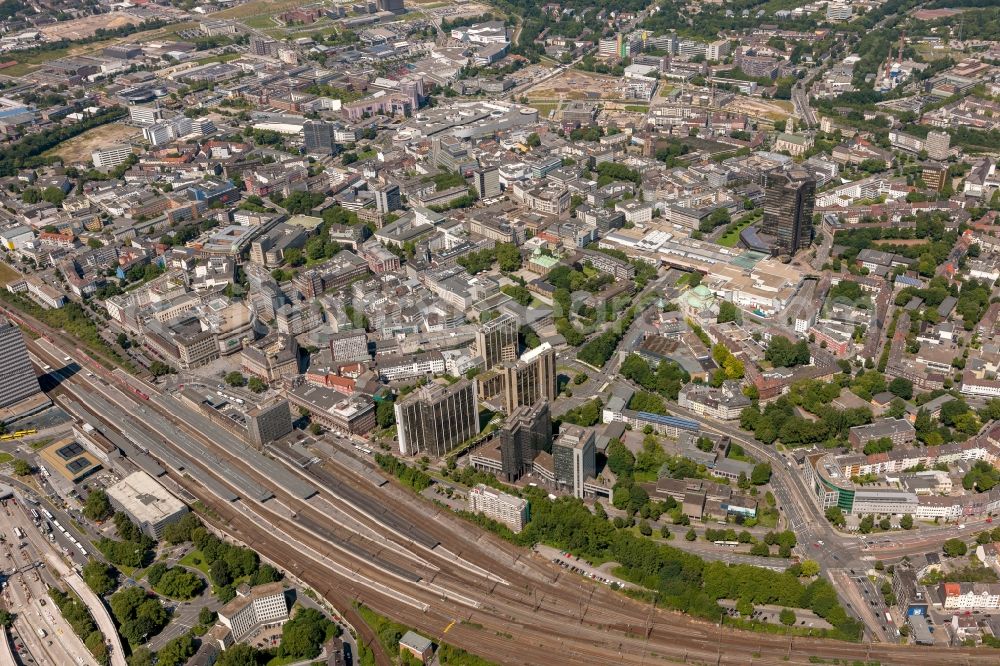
top-left (49, 588), bottom-right (109, 665)
top-left (374, 453), bottom-right (433, 492)
top-left (0, 106), bottom-right (127, 176)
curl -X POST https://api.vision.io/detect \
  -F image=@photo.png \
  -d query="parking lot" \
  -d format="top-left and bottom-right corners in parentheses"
top-left (534, 545), bottom-right (633, 589)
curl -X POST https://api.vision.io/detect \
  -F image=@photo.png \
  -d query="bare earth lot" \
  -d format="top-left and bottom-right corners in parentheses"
top-left (45, 123), bottom-right (140, 165)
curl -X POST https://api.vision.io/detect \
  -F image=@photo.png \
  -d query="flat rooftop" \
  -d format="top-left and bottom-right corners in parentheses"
top-left (106, 470), bottom-right (186, 525)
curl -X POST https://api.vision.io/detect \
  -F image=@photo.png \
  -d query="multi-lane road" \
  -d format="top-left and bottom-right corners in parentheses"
top-left (1, 497), bottom-right (99, 666)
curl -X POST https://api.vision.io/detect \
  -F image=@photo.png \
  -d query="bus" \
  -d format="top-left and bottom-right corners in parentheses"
top-left (713, 541), bottom-right (740, 547)
top-left (29, 509), bottom-right (39, 522)
top-left (41, 509), bottom-right (53, 520)
top-left (12, 527), bottom-right (24, 540)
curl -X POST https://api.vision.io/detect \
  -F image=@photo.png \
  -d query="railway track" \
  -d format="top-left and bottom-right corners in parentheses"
top-left (15, 310), bottom-right (1000, 665)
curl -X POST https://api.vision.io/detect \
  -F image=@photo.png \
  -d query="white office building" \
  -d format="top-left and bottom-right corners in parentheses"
top-left (468, 484), bottom-right (529, 532)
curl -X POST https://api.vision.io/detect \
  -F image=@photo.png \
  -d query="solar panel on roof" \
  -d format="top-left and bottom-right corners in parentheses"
top-left (66, 458), bottom-right (94, 474)
top-left (56, 442), bottom-right (86, 460)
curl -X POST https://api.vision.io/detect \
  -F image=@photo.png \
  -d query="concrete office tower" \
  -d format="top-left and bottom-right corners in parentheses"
top-left (476, 313), bottom-right (518, 369)
top-left (395, 379), bottom-right (479, 457)
top-left (303, 120), bottom-right (334, 156)
top-left (329, 329), bottom-right (369, 362)
top-left (246, 400), bottom-right (293, 447)
top-left (552, 423), bottom-right (596, 499)
top-left (377, 0), bottom-right (404, 12)
top-left (497, 402), bottom-right (551, 481)
top-left (501, 342), bottom-right (557, 414)
top-left (759, 168), bottom-right (815, 256)
top-left (375, 184), bottom-right (402, 214)
top-left (925, 130), bottom-right (951, 161)
top-left (473, 166), bottom-right (501, 199)
top-left (0, 316), bottom-right (41, 409)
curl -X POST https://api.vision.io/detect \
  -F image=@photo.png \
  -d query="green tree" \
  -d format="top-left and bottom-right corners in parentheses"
top-left (825, 506), bottom-right (846, 528)
top-left (888, 377), bottom-right (913, 400)
top-left (376, 399), bottom-right (396, 428)
top-left (109, 587), bottom-right (168, 647)
top-left (127, 647), bottom-right (153, 666)
top-left (247, 377), bottom-right (267, 393)
top-left (495, 243), bottom-right (522, 272)
top-left (779, 608), bottom-right (796, 626)
top-left (41, 186), bottom-right (65, 206)
top-left (765, 336), bottom-right (810, 368)
top-left (525, 132), bottom-right (541, 148)
top-left (717, 301), bottom-right (742, 324)
top-left (858, 514), bottom-right (875, 534)
top-left (83, 489), bottom-right (113, 521)
top-left (198, 607), bottom-right (215, 626)
top-left (82, 560), bottom-right (117, 596)
top-left (279, 608), bottom-right (332, 658)
top-left (900, 514), bottom-right (913, 530)
top-left (210, 558), bottom-right (232, 587)
top-left (943, 538), bottom-right (968, 557)
top-left (685, 528), bottom-right (697, 541)
top-left (750, 463), bottom-right (772, 486)
top-left (153, 568), bottom-right (204, 600)
top-left (156, 633), bottom-right (197, 666)
top-left (12, 458), bottom-right (32, 476)
top-left (149, 361), bottom-right (172, 377)
top-left (224, 372), bottom-right (246, 387)
top-left (800, 560), bottom-right (820, 577)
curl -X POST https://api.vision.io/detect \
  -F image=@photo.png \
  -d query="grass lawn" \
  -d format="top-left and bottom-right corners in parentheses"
top-left (0, 62), bottom-right (39, 77)
top-left (179, 550), bottom-right (210, 577)
top-left (529, 102), bottom-right (558, 117)
top-left (242, 14), bottom-right (278, 29)
top-left (0, 452), bottom-right (13, 465)
top-left (216, 0), bottom-right (304, 19)
top-left (718, 218), bottom-right (755, 247)
top-left (265, 656), bottom-right (302, 666)
top-left (29, 438), bottom-right (53, 450)
top-left (196, 53), bottom-right (242, 66)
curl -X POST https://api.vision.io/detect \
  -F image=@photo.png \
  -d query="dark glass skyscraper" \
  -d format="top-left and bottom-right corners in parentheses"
top-left (759, 169), bottom-right (816, 256)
